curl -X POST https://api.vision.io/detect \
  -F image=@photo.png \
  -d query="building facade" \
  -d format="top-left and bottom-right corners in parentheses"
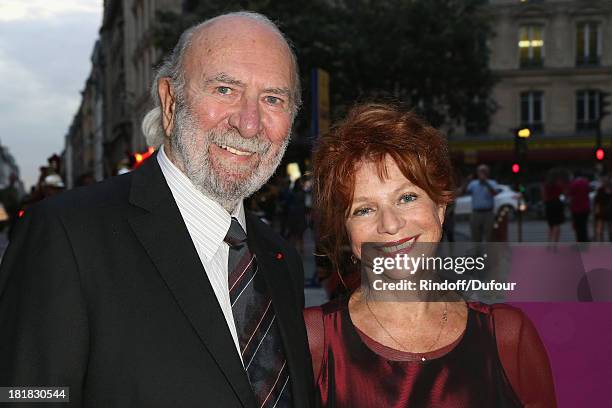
top-left (68, 0), bottom-right (182, 180)
top-left (100, 0), bottom-right (181, 175)
top-left (0, 144), bottom-right (23, 192)
top-left (452, 0), bottom-right (612, 174)
top-left (100, 0), bottom-right (131, 176)
top-left (124, 0), bottom-right (182, 153)
top-left (65, 40), bottom-right (105, 189)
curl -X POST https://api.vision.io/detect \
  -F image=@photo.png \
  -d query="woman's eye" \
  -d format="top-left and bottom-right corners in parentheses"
top-left (400, 193), bottom-right (417, 204)
top-left (353, 207), bottom-right (373, 216)
top-left (216, 86), bottom-right (232, 95)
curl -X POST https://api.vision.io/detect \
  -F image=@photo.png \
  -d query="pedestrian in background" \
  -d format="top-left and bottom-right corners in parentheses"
top-left (594, 174), bottom-right (612, 242)
top-left (287, 177), bottom-right (308, 255)
top-left (567, 170), bottom-right (591, 242)
top-left (464, 164), bottom-right (499, 242)
top-left (543, 168), bottom-right (568, 244)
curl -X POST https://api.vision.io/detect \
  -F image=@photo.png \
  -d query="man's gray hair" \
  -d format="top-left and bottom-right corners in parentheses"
top-left (142, 11), bottom-right (301, 147)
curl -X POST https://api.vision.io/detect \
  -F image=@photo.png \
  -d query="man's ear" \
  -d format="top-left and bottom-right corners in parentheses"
top-left (158, 77), bottom-right (176, 137)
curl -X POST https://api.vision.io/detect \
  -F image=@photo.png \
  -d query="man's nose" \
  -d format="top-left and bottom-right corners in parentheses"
top-left (228, 96), bottom-right (261, 139)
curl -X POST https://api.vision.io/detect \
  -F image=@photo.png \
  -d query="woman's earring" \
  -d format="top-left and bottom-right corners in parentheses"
top-left (350, 254), bottom-right (358, 264)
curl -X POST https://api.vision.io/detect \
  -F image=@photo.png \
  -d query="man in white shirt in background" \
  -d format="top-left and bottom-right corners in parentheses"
top-left (465, 164), bottom-right (499, 242)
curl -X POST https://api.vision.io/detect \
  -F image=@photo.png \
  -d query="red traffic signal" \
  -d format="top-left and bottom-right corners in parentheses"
top-left (512, 163), bottom-right (520, 173)
top-left (596, 147), bottom-right (605, 161)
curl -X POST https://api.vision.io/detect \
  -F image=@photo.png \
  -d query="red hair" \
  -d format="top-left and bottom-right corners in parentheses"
top-left (313, 103), bottom-right (454, 273)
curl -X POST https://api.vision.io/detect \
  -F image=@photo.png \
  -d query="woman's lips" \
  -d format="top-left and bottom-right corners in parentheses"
top-left (378, 234), bottom-right (420, 254)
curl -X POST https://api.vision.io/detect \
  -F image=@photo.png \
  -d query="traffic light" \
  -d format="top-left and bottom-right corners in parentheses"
top-left (514, 127), bottom-right (530, 157)
top-left (513, 127), bottom-right (529, 175)
top-left (595, 92), bottom-right (609, 160)
top-left (517, 128), bottom-right (531, 138)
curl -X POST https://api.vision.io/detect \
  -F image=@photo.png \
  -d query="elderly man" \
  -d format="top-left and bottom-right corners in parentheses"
top-left (0, 12), bottom-right (314, 408)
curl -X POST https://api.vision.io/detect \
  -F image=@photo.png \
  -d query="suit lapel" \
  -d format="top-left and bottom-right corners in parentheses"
top-left (127, 155), bottom-right (257, 408)
top-left (247, 215), bottom-right (309, 408)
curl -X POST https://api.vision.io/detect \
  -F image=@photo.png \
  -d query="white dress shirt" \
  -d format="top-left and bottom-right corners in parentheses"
top-left (157, 145), bottom-right (244, 359)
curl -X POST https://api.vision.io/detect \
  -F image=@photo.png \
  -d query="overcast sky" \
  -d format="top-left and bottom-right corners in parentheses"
top-left (0, 0), bottom-right (103, 189)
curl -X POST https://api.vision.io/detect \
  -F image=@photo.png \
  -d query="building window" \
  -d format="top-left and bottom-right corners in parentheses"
top-left (576, 90), bottom-right (600, 131)
top-left (576, 22), bottom-right (601, 66)
top-left (519, 25), bottom-right (544, 68)
top-left (520, 91), bottom-right (544, 133)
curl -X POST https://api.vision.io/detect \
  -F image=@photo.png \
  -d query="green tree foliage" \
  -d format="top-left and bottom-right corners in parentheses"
top-left (153, 0), bottom-right (496, 136)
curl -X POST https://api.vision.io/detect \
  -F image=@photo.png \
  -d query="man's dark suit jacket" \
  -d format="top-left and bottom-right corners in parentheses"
top-left (0, 155), bottom-right (315, 407)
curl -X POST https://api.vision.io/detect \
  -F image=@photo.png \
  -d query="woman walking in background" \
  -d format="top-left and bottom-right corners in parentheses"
top-left (543, 168), bottom-right (568, 244)
top-left (567, 170), bottom-right (591, 242)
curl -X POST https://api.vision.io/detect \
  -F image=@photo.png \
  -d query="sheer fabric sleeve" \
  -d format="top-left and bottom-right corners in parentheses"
top-left (492, 305), bottom-right (557, 408)
top-left (304, 306), bottom-right (325, 383)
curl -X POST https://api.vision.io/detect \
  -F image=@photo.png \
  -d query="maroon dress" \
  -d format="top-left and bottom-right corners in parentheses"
top-left (305, 297), bottom-right (547, 408)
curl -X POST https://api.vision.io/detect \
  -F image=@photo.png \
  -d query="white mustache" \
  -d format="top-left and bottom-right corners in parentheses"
top-left (208, 129), bottom-right (270, 155)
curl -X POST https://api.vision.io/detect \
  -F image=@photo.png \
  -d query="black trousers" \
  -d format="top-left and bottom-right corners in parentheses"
top-left (572, 211), bottom-right (590, 242)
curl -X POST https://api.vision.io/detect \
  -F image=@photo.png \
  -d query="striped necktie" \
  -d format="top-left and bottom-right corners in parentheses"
top-left (224, 217), bottom-right (292, 407)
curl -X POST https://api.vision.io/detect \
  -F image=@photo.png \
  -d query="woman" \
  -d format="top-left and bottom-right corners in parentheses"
top-left (542, 168), bottom-right (567, 244)
top-left (305, 103), bottom-right (556, 407)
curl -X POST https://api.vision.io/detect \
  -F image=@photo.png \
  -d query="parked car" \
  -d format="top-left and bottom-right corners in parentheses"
top-left (455, 184), bottom-right (527, 220)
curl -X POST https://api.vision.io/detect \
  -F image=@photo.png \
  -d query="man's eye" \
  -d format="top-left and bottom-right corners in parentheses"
top-left (216, 86), bottom-right (232, 95)
top-left (400, 193), bottom-right (417, 204)
top-left (264, 95), bottom-right (283, 105)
